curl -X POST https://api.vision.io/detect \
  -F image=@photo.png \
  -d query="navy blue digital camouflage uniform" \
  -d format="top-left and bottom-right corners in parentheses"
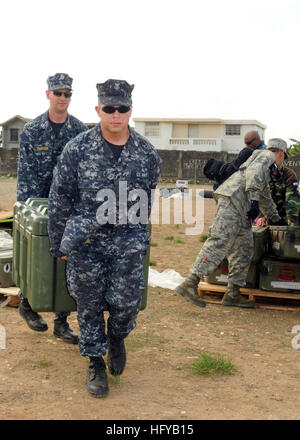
top-left (17, 110), bottom-right (88, 318)
top-left (48, 125), bottom-right (161, 357)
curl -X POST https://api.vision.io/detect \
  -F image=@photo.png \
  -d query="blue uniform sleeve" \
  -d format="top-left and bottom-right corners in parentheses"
top-left (17, 130), bottom-right (40, 201)
top-left (48, 144), bottom-right (78, 257)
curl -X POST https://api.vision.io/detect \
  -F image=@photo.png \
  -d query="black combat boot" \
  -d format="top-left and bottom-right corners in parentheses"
top-left (18, 298), bottom-right (48, 332)
top-left (175, 272), bottom-right (206, 307)
top-left (107, 335), bottom-right (127, 376)
top-left (87, 357), bottom-right (109, 398)
top-left (53, 316), bottom-right (79, 344)
top-left (221, 283), bottom-right (255, 308)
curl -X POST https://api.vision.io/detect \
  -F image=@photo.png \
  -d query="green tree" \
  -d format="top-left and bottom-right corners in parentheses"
top-left (287, 139), bottom-right (300, 156)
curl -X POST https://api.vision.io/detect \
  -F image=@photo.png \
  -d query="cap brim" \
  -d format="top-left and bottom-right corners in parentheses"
top-left (268, 147), bottom-right (288, 159)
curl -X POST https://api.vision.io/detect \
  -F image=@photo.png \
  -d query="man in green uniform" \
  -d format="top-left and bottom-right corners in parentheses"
top-left (256, 138), bottom-right (300, 227)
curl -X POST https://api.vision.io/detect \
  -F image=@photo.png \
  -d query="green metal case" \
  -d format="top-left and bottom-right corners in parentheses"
top-left (13, 199), bottom-right (150, 312)
top-left (205, 226), bottom-right (268, 288)
top-left (0, 249), bottom-right (14, 288)
top-left (205, 259), bottom-right (259, 288)
top-left (259, 257), bottom-right (300, 293)
top-left (269, 226), bottom-right (300, 260)
top-left (252, 225), bottom-right (269, 263)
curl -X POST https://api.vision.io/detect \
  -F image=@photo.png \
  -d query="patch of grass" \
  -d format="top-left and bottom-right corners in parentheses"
top-left (175, 239), bottom-right (185, 244)
top-left (37, 360), bottom-right (52, 367)
top-left (164, 236), bottom-right (174, 241)
top-left (150, 260), bottom-right (157, 266)
top-left (174, 224), bottom-right (181, 229)
top-left (110, 376), bottom-right (121, 387)
top-left (191, 351), bottom-right (236, 377)
top-left (150, 242), bottom-right (158, 247)
top-left (199, 234), bottom-right (208, 242)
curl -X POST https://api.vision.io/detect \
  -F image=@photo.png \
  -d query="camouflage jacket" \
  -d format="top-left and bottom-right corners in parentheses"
top-left (259, 166), bottom-right (300, 225)
top-left (215, 150), bottom-right (280, 226)
top-left (17, 111), bottom-right (88, 201)
top-left (48, 124), bottom-right (162, 257)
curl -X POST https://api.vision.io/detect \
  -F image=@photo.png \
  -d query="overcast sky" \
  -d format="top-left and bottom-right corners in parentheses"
top-left (1, 0), bottom-right (299, 145)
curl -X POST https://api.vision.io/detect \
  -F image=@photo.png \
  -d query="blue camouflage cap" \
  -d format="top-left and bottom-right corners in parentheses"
top-left (96, 79), bottom-right (134, 106)
top-left (47, 73), bottom-right (73, 91)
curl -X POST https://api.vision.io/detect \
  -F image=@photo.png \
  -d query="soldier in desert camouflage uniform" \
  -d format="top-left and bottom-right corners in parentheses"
top-left (17, 73), bottom-right (88, 344)
top-left (257, 138), bottom-right (300, 227)
top-left (176, 150), bottom-right (285, 309)
top-left (48, 79), bottom-right (161, 398)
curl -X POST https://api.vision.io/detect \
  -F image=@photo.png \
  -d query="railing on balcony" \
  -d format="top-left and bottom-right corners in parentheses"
top-left (168, 138), bottom-right (220, 150)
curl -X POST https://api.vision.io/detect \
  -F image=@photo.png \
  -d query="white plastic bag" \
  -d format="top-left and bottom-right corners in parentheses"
top-left (0, 230), bottom-right (13, 251)
top-left (148, 268), bottom-right (185, 290)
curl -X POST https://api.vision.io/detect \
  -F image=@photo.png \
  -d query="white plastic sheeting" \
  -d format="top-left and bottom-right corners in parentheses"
top-left (148, 268), bottom-right (185, 290)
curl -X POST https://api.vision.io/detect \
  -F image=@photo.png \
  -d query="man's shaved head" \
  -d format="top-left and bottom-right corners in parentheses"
top-left (244, 131), bottom-right (261, 148)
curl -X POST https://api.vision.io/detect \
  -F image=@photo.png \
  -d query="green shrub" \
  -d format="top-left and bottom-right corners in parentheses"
top-left (199, 234), bottom-right (208, 242)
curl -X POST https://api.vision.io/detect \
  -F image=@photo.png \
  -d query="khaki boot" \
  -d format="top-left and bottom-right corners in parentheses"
top-left (175, 273), bottom-right (206, 307)
top-left (221, 283), bottom-right (255, 308)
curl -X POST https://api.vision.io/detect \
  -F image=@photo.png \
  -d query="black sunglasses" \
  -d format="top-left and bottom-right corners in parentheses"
top-left (53, 90), bottom-right (72, 98)
top-left (101, 105), bottom-right (130, 114)
top-left (245, 138), bottom-right (256, 145)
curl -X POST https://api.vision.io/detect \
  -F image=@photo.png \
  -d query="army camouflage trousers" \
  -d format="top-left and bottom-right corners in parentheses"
top-left (192, 196), bottom-right (254, 286)
top-left (66, 244), bottom-right (146, 358)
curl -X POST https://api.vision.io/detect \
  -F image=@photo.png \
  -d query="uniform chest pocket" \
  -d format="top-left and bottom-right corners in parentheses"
top-left (128, 168), bottom-right (150, 189)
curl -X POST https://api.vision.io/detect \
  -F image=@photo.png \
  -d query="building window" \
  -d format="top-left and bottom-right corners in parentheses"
top-left (145, 122), bottom-right (160, 137)
top-left (188, 125), bottom-right (198, 138)
top-left (10, 128), bottom-right (19, 142)
top-left (225, 125), bottom-right (240, 136)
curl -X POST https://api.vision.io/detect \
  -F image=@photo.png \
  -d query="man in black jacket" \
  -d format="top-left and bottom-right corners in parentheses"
top-left (206, 131), bottom-right (266, 190)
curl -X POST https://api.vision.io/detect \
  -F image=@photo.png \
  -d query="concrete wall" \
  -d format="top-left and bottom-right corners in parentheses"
top-left (157, 150), bottom-right (300, 182)
top-left (158, 150), bottom-right (233, 181)
top-left (2, 146), bottom-right (300, 183)
top-left (284, 156), bottom-right (300, 180)
top-left (0, 148), bottom-right (18, 175)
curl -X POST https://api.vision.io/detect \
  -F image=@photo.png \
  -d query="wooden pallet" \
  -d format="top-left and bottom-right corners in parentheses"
top-left (198, 281), bottom-right (300, 312)
top-left (0, 286), bottom-right (20, 308)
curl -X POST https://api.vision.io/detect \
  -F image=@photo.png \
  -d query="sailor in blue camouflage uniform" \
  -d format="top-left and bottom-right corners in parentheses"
top-left (48, 79), bottom-right (161, 398)
top-left (17, 73), bottom-right (88, 344)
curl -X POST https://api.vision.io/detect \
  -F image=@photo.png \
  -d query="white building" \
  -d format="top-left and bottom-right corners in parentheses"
top-left (133, 118), bottom-right (266, 154)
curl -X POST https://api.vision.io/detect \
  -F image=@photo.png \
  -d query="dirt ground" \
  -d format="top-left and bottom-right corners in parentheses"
top-left (1, 178), bottom-right (300, 420)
